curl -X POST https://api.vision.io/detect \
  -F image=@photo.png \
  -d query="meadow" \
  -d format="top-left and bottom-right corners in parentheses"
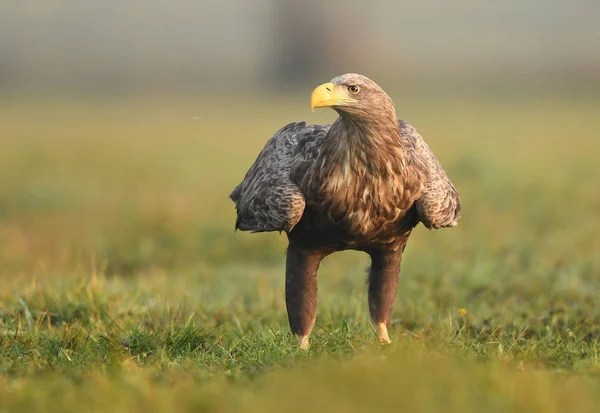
top-left (0, 91), bottom-right (599, 412)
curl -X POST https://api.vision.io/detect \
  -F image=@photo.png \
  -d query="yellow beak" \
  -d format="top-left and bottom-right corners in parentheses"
top-left (310, 82), bottom-right (355, 112)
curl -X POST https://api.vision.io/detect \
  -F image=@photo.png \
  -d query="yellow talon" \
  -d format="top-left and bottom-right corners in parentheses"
top-left (299, 336), bottom-right (310, 350)
top-left (376, 322), bottom-right (391, 344)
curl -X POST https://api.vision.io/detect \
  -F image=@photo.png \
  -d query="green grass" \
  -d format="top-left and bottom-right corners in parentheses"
top-left (1, 93), bottom-right (599, 412)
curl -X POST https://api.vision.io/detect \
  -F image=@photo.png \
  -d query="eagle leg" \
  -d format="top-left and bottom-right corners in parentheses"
top-left (285, 245), bottom-right (326, 350)
top-left (367, 244), bottom-right (406, 344)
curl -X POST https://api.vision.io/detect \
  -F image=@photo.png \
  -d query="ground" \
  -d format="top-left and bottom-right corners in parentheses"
top-left (0, 92), bottom-right (599, 412)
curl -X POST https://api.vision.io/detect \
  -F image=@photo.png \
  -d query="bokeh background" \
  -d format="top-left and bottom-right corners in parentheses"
top-left (1, 0), bottom-right (600, 314)
top-left (1, 0), bottom-right (600, 307)
top-left (1, 1), bottom-right (599, 94)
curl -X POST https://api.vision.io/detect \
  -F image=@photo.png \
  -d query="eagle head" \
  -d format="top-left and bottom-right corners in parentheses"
top-left (310, 73), bottom-right (395, 121)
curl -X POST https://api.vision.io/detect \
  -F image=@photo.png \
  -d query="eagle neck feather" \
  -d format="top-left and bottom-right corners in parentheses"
top-left (311, 113), bottom-right (408, 236)
top-left (321, 114), bottom-right (405, 177)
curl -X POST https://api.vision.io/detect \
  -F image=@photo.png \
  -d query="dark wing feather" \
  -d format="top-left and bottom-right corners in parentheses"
top-left (400, 120), bottom-right (461, 229)
top-left (230, 122), bottom-right (327, 233)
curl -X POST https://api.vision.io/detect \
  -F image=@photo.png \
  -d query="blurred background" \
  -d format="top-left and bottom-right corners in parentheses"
top-left (1, 0), bottom-right (599, 95)
top-left (0, 0), bottom-right (599, 307)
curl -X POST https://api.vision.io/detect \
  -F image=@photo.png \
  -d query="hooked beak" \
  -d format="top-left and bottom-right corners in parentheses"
top-left (310, 82), bottom-right (356, 112)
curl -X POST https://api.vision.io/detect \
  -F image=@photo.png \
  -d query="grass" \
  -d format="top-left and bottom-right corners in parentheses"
top-left (0, 91), bottom-right (599, 412)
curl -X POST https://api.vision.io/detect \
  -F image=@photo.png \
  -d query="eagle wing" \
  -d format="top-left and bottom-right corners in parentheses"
top-left (400, 120), bottom-right (462, 229)
top-left (229, 122), bottom-right (327, 233)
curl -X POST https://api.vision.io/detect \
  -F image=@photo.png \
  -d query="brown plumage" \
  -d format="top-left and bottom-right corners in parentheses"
top-left (230, 73), bottom-right (461, 348)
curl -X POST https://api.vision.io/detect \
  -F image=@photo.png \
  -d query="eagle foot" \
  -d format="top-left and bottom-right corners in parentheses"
top-left (299, 335), bottom-right (310, 351)
top-left (376, 322), bottom-right (392, 344)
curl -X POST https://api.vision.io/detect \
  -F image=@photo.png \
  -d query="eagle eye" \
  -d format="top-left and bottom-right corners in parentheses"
top-left (347, 85), bottom-right (360, 94)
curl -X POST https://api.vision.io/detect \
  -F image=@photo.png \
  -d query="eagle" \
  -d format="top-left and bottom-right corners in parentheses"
top-left (230, 73), bottom-right (461, 349)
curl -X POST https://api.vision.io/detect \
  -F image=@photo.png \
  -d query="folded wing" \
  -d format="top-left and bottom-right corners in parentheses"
top-left (400, 120), bottom-right (462, 229)
top-left (230, 122), bottom-right (327, 233)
